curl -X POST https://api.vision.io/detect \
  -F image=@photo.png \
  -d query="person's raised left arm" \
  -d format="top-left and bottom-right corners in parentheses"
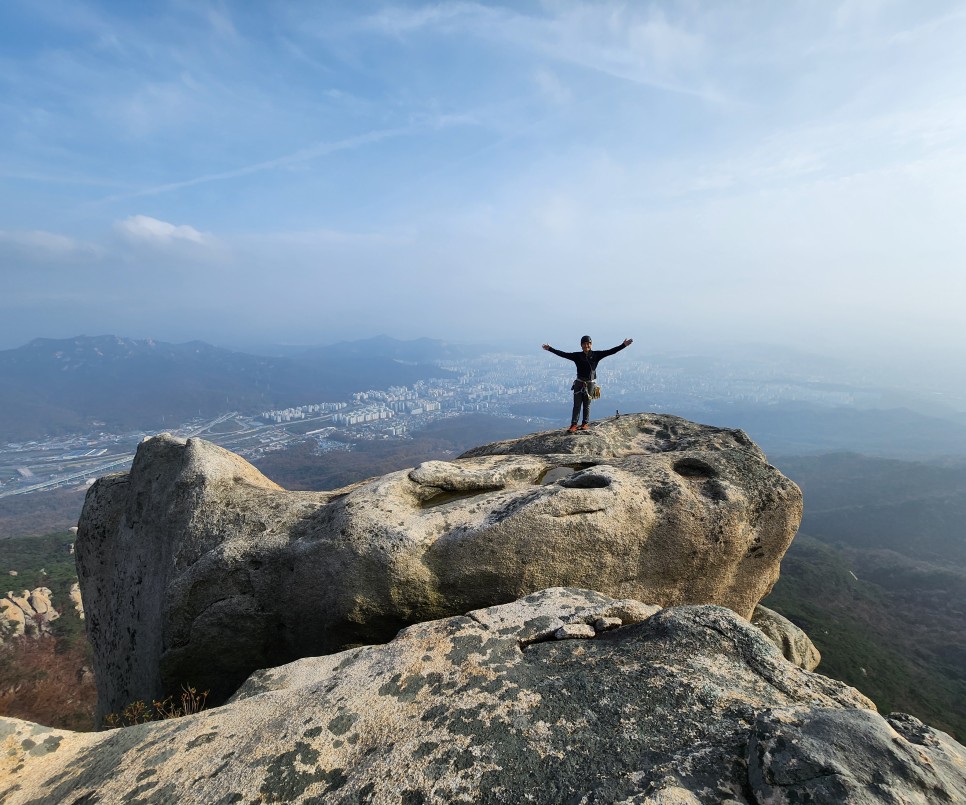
top-left (597, 338), bottom-right (634, 358)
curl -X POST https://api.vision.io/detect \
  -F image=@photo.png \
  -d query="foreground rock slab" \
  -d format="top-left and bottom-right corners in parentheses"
top-left (4, 589), bottom-right (963, 805)
top-left (76, 412), bottom-right (802, 716)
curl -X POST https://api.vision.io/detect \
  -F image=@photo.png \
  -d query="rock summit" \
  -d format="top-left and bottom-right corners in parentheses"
top-left (75, 413), bottom-right (802, 718)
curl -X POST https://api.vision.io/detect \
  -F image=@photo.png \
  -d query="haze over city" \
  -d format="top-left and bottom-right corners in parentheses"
top-left (2, 1), bottom-right (965, 383)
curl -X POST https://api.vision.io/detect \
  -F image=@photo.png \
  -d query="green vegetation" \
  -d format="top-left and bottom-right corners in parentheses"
top-left (0, 530), bottom-right (95, 730)
top-left (0, 529), bottom-right (76, 573)
top-left (0, 531), bottom-right (81, 621)
top-left (762, 452), bottom-right (966, 740)
top-left (775, 452), bottom-right (966, 565)
top-left (764, 534), bottom-right (966, 740)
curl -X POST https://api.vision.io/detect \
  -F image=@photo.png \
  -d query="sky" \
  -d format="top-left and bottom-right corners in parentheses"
top-left (2, 1), bottom-right (966, 366)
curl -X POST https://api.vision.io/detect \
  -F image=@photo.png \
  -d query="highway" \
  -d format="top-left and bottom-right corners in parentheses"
top-left (0, 411), bottom-right (338, 499)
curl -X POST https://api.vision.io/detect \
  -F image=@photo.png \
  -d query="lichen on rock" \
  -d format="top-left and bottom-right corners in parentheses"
top-left (4, 588), bottom-right (964, 805)
top-left (75, 413), bottom-right (803, 719)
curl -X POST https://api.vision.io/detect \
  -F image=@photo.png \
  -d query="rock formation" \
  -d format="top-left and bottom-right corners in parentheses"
top-left (3, 588), bottom-right (964, 804)
top-left (75, 413), bottom-right (802, 717)
top-left (0, 588), bottom-right (59, 641)
top-left (68, 581), bottom-right (85, 620)
top-left (751, 603), bottom-right (821, 671)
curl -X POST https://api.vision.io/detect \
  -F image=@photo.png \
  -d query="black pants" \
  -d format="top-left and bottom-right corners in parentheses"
top-left (571, 391), bottom-right (590, 425)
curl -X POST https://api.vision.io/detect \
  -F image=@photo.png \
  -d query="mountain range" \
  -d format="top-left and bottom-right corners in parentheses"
top-left (0, 335), bottom-right (464, 442)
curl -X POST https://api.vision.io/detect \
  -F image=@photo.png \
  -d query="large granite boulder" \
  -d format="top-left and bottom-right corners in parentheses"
top-left (0, 588), bottom-right (59, 641)
top-left (76, 413), bottom-right (802, 717)
top-left (4, 589), bottom-right (964, 804)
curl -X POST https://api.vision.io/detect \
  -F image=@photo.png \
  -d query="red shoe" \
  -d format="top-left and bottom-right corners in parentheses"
top-left (567, 425), bottom-right (578, 432)
top-left (579, 423), bottom-right (590, 430)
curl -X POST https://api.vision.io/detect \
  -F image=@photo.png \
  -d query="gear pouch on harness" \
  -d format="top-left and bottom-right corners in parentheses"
top-left (571, 379), bottom-right (600, 399)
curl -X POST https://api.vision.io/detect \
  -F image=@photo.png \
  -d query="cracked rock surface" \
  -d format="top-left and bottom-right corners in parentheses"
top-left (75, 412), bottom-right (802, 717)
top-left (4, 588), bottom-right (963, 805)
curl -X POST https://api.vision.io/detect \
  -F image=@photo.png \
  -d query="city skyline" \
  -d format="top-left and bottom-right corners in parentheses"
top-left (3, 2), bottom-right (966, 369)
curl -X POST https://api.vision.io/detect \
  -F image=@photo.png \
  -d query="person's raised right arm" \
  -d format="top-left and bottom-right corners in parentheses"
top-left (542, 344), bottom-right (570, 359)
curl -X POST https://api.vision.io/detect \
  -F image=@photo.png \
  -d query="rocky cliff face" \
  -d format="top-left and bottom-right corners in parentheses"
top-left (3, 588), bottom-right (964, 804)
top-left (74, 413), bottom-right (803, 718)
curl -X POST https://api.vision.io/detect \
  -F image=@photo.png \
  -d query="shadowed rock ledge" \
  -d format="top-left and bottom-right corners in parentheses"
top-left (3, 588), bottom-right (964, 804)
top-left (74, 412), bottom-right (802, 719)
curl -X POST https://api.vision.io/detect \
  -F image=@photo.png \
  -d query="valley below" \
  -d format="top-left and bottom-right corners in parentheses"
top-left (1, 336), bottom-right (964, 747)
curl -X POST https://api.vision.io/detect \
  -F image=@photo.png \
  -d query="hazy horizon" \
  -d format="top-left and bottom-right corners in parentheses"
top-left (5, 328), bottom-right (966, 410)
top-left (3, 2), bottom-right (965, 371)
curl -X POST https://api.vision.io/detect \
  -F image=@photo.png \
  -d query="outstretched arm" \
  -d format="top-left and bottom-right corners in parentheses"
top-left (596, 338), bottom-right (634, 358)
top-left (542, 344), bottom-right (572, 359)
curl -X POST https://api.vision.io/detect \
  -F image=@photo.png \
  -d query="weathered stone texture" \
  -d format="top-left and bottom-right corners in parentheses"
top-left (75, 413), bottom-right (802, 718)
top-left (751, 603), bottom-right (822, 671)
top-left (4, 589), bottom-right (964, 805)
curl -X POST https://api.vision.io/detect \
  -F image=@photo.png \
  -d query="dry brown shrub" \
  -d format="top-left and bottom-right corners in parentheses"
top-left (0, 635), bottom-right (96, 731)
top-left (103, 685), bottom-right (209, 729)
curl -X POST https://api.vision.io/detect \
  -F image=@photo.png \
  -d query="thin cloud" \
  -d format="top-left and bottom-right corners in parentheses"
top-left (357, 1), bottom-right (722, 102)
top-left (97, 123), bottom-right (437, 203)
top-left (205, 6), bottom-right (239, 41)
top-left (115, 215), bottom-right (210, 245)
top-left (0, 229), bottom-right (102, 260)
top-left (363, 3), bottom-right (483, 37)
top-left (0, 167), bottom-right (130, 188)
top-left (533, 67), bottom-right (573, 104)
top-left (887, 7), bottom-right (966, 44)
top-left (3, 2), bottom-right (966, 364)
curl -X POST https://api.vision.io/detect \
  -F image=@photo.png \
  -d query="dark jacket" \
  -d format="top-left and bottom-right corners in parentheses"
top-left (545, 342), bottom-right (628, 381)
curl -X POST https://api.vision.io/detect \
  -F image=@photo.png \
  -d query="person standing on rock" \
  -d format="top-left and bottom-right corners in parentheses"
top-left (542, 336), bottom-right (633, 432)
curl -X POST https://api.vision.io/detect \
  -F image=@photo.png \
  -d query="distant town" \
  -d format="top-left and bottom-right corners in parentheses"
top-left (0, 349), bottom-right (888, 499)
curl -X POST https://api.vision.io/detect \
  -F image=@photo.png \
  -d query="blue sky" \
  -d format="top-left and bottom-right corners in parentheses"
top-left (2, 1), bottom-right (966, 363)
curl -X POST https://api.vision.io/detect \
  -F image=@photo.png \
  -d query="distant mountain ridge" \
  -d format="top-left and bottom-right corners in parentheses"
top-left (304, 333), bottom-right (484, 362)
top-left (0, 334), bottom-right (458, 442)
top-left (775, 452), bottom-right (966, 565)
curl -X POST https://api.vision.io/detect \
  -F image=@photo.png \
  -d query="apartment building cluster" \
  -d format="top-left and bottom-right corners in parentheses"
top-left (352, 385), bottom-right (443, 417)
top-left (260, 401), bottom-right (347, 423)
top-left (331, 405), bottom-right (394, 426)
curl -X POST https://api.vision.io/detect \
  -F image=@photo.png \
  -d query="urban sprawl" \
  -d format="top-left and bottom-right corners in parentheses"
top-left (0, 351), bottom-right (875, 499)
